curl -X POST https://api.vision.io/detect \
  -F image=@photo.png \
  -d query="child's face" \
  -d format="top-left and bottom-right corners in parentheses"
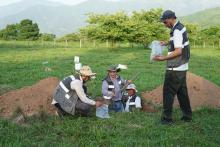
top-left (127, 89), bottom-right (135, 96)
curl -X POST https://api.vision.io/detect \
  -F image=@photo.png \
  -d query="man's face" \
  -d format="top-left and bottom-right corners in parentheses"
top-left (108, 70), bottom-right (117, 79)
top-left (82, 76), bottom-right (91, 82)
top-left (163, 19), bottom-right (173, 28)
top-left (127, 89), bottom-right (135, 96)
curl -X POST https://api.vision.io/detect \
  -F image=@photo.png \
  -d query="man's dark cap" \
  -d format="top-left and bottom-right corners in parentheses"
top-left (160, 10), bottom-right (177, 21)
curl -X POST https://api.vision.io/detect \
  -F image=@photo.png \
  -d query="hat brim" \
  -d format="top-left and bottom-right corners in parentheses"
top-left (160, 16), bottom-right (177, 22)
top-left (88, 73), bottom-right (96, 76)
top-left (126, 88), bottom-right (137, 92)
top-left (107, 69), bottom-right (117, 72)
top-left (107, 69), bottom-right (121, 72)
top-left (160, 17), bottom-right (166, 22)
top-left (81, 73), bottom-right (96, 77)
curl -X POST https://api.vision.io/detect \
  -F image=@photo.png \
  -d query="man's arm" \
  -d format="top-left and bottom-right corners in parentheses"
top-left (71, 80), bottom-right (96, 105)
top-left (153, 48), bottom-right (182, 61)
top-left (154, 29), bottom-right (183, 61)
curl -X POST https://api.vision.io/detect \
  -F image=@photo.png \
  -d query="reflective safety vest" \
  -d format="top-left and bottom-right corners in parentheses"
top-left (103, 75), bottom-right (123, 99)
top-left (106, 76), bottom-right (122, 91)
top-left (167, 21), bottom-right (190, 68)
top-left (53, 75), bottom-right (85, 115)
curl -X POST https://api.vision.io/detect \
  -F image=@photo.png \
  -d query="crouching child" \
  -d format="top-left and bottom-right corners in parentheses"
top-left (124, 84), bottom-right (142, 112)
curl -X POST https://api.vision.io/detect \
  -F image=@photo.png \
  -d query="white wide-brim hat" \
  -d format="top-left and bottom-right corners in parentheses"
top-left (126, 84), bottom-right (137, 92)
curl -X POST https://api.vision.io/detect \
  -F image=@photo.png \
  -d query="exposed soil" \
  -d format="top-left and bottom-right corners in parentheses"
top-left (0, 77), bottom-right (59, 118)
top-left (0, 72), bottom-right (219, 118)
top-left (142, 72), bottom-right (220, 110)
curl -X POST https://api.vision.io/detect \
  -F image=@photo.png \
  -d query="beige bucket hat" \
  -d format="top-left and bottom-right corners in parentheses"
top-left (126, 84), bottom-right (138, 92)
top-left (79, 66), bottom-right (96, 76)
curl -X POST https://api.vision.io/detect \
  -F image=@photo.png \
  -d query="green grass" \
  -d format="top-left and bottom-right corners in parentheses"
top-left (0, 41), bottom-right (220, 146)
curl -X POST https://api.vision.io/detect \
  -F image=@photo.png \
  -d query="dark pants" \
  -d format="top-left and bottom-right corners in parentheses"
top-left (55, 100), bottom-right (92, 117)
top-left (162, 70), bottom-right (192, 120)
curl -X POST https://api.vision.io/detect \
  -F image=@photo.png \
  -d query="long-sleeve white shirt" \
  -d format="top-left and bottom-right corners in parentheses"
top-left (125, 96), bottom-right (142, 112)
top-left (70, 79), bottom-right (96, 105)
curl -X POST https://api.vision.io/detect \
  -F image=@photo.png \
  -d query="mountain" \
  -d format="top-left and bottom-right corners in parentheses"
top-left (0, 0), bottom-right (219, 36)
top-left (181, 7), bottom-right (220, 28)
top-left (0, 0), bottom-right (61, 18)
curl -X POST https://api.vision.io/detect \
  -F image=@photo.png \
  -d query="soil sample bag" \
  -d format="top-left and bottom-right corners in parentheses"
top-left (149, 40), bottom-right (165, 62)
top-left (96, 104), bottom-right (110, 119)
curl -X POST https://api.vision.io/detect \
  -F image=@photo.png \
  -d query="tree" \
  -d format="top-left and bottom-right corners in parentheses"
top-left (80, 9), bottom-right (168, 48)
top-left (81, 11), bottom-right (129, 47)
top-left (57, 33), bottom-right (80, 42)
top-left (39, 33), bottom-right (56, 41)
top-left (199, 26), bottom-right (220, 43)
top-left (130, 9), bottom-right (168, 47)
top-left (17, 19), bottom-right (40, 41)
top-left (0, 24), bottom-right (18, 40)
top-left (185, 23), bottom-right (199, 42)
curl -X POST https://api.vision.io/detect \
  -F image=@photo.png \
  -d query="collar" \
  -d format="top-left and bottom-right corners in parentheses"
top-left (128, 95), bottom-right (136, 99)
top-left (172, 20), bottom-right (178, 29)
top-left (79, 75), bottom-right (83, 82)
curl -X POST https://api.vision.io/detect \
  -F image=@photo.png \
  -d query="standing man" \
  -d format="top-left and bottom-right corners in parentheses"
top-left (52, 66), bottom-right (102, 117)
top-left (153, 10), bottom-right (192, 124)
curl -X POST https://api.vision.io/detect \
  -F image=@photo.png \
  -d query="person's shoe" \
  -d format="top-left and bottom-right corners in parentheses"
top-left (160, 118), bottom-right (173, 125)
top-left (180, 116), bottom-right (192, 122)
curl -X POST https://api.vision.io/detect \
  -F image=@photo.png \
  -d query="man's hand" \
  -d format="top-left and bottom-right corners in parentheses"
top-left (95, 100), bottom-right (103, 108)
top-left (153, 55), bottom-right (166, 61)
top-left (160, 41), bottom-right (168, 46)
top-left (127, 80), bottom-right (132, 84)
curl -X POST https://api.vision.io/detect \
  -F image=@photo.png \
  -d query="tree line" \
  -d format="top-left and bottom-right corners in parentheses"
top-left (0, 9), bottom-right (219, 47)
top-left (59, 9), bottom-right (220, 47)
top-left (0, 19), bottom-right (55, 41)
top-left (60, 9), bottom-right (168, 47)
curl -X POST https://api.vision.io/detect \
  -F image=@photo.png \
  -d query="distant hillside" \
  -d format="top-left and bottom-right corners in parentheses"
top-left (0, 0), bottom-right (219, 36)
top-left (181, 7), bottom-right (220, 28)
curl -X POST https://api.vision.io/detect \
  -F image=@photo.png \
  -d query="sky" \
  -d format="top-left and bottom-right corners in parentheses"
top-left (0, 0), bottom-right (120, 6)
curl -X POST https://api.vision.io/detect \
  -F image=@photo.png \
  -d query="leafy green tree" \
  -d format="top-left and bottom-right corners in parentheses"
top-left (81, 11), bottom-right (129, 47)
top-left (199, 26), bottom-right (220, 43)
top-left (130, 9), bottom-right (168, 47)
top-left (39, 33), bottom-right (56, 41)
top-left (17, 19), bottom-right (40, 41)
top-left (0, 24), bottom-right (18, 40)
top-left (80, 9), bottom-right (168, 48)
top-left (185, 23), bottom-right (199, 42)
top-left (57, 33), bottom-right (80, 42)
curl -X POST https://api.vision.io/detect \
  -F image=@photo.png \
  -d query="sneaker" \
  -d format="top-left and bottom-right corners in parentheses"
top-left (181, 116), bottom-right (192, 122)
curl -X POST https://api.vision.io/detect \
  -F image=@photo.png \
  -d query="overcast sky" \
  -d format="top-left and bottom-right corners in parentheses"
top-left (0, 0), bottom-right (120, 6)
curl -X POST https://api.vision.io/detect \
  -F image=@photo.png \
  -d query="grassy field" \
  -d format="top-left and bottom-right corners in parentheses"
top-left (0, 42), bottom-right (220, 146)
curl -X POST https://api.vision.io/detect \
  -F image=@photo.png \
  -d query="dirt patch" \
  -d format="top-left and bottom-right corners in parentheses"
top-left (1, 72), bottom-right (219, 118)
top-left (0, 85), bottom-right (14, 95)
top-left (0, 77), bottom-right (59, 118)
top-left (142, 72), bottom-right (220, 110)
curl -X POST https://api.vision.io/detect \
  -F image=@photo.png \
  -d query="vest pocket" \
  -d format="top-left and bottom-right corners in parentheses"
top-left (167, 56), bottom-right (182, 68)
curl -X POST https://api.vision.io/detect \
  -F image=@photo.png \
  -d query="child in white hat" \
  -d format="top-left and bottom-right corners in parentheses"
top-left (124, 84), bottom-right (142, 112)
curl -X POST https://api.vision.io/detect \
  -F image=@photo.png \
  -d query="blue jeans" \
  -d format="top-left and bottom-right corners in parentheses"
top-left (110, 101), bottom-right (124, 112)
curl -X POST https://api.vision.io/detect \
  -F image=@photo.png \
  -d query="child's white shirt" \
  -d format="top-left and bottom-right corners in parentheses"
top-left (125, 96), bottom-right (142, 112)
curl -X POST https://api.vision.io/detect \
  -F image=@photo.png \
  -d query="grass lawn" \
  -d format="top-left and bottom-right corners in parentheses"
top-left (0, 42), bottom-right (220, 146)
